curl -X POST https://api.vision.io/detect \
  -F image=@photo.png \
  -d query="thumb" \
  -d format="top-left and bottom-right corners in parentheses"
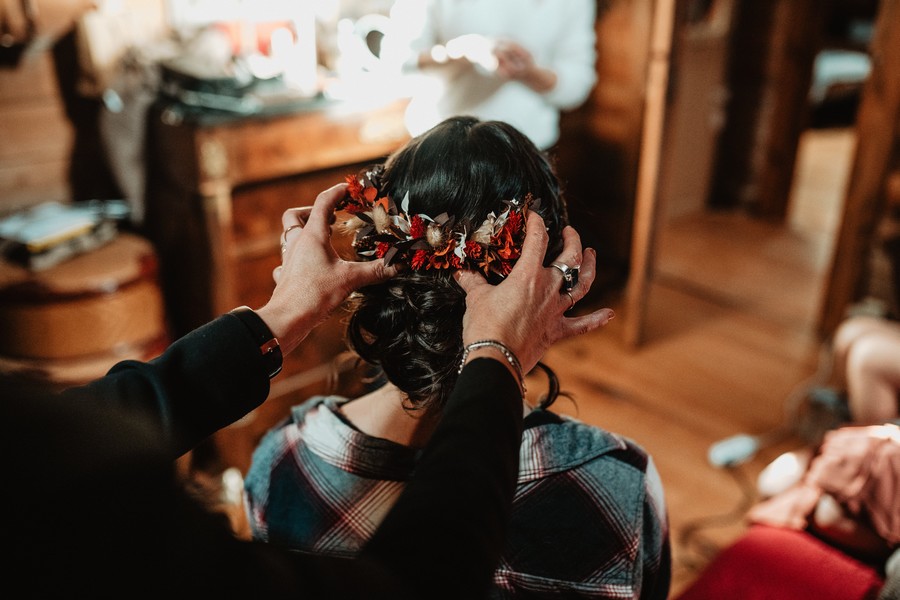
top-left (350, 260), bottom-right (401, 288)
top-left (453, 269), bottom-right (488, 294)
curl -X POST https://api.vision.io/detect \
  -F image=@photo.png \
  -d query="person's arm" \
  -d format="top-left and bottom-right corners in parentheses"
top-left (65, 183), bottom-right (398, 458)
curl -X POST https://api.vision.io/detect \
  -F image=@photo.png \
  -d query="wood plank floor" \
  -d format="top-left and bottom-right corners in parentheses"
top-left (542, 126), bottom-right (856, 596)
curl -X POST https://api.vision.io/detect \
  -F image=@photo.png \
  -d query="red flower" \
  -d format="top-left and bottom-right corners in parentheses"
top-left (411, 249), bottom-right (429, 270)
top-left (464, 240), bottom-right (482, 258)
top-left (506, 210), bottom-right (524, 234)
top-left (375, 242), bottom-right (390, 258)
top-left (409, 215), bottom-right (425, 239)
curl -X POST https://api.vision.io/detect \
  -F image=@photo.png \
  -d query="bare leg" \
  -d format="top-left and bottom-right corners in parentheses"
top-left (844, 323), bottom-right (900, 423)
top-left (832, 316), bottom-right (900, 391)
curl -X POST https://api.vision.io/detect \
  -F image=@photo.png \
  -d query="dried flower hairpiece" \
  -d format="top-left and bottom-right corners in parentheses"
top-left (337, 166), bottom-right (536, 278)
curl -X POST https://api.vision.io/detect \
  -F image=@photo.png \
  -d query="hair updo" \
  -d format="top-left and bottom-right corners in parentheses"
top-left (345, 116), bottom-right (568, 411)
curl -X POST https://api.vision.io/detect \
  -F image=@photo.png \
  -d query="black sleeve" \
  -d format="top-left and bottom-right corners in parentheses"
top-left (360, 357), bottom-right (524, 599)
top-left (63, 313), bottom-right (272, 458)
top-left (16, 321), bottom-right (521, 599)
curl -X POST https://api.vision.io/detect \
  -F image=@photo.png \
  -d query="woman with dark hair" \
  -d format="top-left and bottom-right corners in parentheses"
top-left (244, 116), bottom-right (671, 599)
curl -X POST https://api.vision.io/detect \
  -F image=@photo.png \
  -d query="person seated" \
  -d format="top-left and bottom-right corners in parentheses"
top-left (749, 315), bottom-right (900, 597)
top-left (243, 116), bottom-right (671, 599)
top-left (6, 182), bottom-right (616, 599)
top-left (757, 313), bottom-right (900, 499)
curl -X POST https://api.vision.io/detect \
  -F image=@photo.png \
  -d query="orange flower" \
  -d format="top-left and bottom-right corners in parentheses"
top-left (493, 227), bottom-right (519, 260)
top-left (345, 174), bottom-right (364, 200)
top-left (428, 241), bottom-right (457, 269)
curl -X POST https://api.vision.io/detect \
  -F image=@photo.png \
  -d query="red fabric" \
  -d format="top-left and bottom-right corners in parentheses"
top-left (675, 526), bottom-right (885, 600)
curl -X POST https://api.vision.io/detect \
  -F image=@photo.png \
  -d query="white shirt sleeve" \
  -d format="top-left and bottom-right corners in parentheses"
top-left (541, 0), bottom-right (597, 110)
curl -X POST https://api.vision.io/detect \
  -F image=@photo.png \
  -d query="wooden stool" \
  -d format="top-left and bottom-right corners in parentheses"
top-left (0, 233), bottom-right (169, 391)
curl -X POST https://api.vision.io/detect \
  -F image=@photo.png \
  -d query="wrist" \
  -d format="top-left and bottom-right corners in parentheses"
top-left (523, 67), bottom-right (556, 93)
top-left (228, 306), bottom-right (283, 379)
top-left (459, 340), bottom-right (526, 397)
top-left (254, 302), bottom-right (317, 356)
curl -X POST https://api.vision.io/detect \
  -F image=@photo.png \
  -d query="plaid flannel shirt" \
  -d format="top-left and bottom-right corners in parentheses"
top-left (244, 396), bottom-right (671, 599)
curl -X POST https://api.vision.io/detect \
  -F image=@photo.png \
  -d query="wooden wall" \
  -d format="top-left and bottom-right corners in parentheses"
top-left (558, 0), bottom-right (654, 301)
top-left (0, 51), bottom-right (73, 215)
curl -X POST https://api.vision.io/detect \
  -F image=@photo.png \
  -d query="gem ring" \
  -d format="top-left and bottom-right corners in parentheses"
top-left (550, 261), bottom-right (579, 293)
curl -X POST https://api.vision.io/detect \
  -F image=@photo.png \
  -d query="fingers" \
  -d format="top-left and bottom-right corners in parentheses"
top-left (304, 182), bottom-right (347, 236)
top-left (559, 307), bottom-right (616, 341)
top-left (554, 248), bottom-right (613, 338)
top-left (347, 257), bottom-right (400, 289)
top-left (567, 247), bottom-right (595, 305)
top-left (516, 211), bottom-right (550, 275)
top-left (280, 183), bottom-right (348, 256)
top-left (453, 269), bottom-right (488, 294)
top-left (555, 226), bottom-right (584, 268)
top-left (281, 206), bottom-right (312, 231)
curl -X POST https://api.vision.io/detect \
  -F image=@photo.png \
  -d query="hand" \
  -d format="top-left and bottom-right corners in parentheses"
top-left (493, 39), bottom-right (556, 92)
top-left (443, 33), bottom-right (498, 72)
top-left (455, 211), bottom-right (614, 374)
top-left (493, 40), bottom-right (532, 79)
top-left (256, 183), bottom-right (400, 354)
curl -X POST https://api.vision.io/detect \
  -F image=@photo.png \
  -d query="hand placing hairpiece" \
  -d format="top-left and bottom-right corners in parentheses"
top-left (455, 211), bottom-right (615, 376)
top-left (338, 165), bottom-right (537, 278)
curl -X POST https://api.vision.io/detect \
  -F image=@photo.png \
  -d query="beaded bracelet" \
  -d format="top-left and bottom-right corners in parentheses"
top-left (458, 339), bottom-right (526, 396)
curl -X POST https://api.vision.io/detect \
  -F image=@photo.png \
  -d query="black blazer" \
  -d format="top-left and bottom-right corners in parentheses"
top-left (5, 314), bottom-right (523, 599)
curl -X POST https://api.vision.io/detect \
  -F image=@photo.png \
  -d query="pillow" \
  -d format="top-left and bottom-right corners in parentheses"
top-left (675, 525), bottom-right (885, 600)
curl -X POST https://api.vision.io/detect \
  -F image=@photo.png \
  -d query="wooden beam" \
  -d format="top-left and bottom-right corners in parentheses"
top-left (623, 0), bottom-right (676, 348)
top-left (818, 0), bottom-right (900, 336)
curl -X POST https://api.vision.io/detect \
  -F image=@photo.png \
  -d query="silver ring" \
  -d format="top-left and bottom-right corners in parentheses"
top-left (280, 223), bottom-right (303, 245)
top-left (565, 291), bottom-right (576, 310)
top-left (550, 261), bottom-right (580, 293)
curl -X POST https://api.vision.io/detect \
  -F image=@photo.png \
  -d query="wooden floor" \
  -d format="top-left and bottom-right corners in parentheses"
top-left (542, 126), bottom-right (856, 596)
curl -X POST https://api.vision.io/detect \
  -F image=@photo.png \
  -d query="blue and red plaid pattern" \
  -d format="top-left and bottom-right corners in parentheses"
top-left (245, 396), bottom-right (671, 599)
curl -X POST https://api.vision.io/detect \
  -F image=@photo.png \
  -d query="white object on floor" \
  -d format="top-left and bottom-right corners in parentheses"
top-left (757, 450), bottom-right (811, 498)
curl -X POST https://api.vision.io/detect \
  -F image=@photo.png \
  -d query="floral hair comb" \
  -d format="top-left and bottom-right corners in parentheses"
top-left (337, 166), bottom-right (536, 278)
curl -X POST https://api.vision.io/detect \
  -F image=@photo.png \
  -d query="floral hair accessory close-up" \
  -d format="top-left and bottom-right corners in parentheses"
top-left (337, 166), bottom-right (538, 278)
